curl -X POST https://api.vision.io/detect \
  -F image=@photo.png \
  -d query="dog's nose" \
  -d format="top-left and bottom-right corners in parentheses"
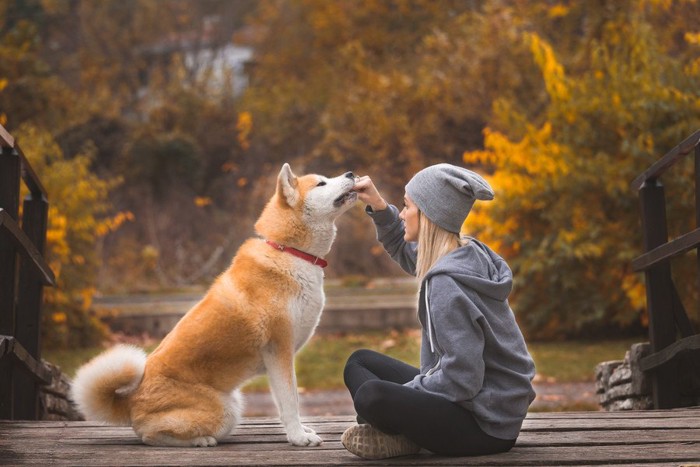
top-left (345, 172), bottom-right (355, 179)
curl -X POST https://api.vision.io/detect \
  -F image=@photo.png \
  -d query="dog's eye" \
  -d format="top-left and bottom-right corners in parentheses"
top-left (317, 181), bottom-right (327, 187)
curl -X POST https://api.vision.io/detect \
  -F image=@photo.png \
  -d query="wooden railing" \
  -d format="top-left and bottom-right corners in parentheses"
top-left (0, 123), bottom-right (55, 420)
top-left (631, 130), bottom-right (700, 409)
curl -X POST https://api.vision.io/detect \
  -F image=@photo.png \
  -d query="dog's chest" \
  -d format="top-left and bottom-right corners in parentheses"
top-left (288, 263), bottom-right (325, 350)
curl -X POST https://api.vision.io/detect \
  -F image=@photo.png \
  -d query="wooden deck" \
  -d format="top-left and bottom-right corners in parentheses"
top-left (1, 409), bottom-right (699, 466)
top-left (0, 408), bottom-right (700, 466)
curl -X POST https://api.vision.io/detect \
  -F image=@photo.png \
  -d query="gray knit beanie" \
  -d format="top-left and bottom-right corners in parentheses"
top-left (405, 163), bottom-right (494, 234)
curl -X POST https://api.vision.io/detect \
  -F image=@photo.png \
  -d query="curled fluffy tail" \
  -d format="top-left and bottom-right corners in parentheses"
top-left (70, 345), bottom-right (147, 425)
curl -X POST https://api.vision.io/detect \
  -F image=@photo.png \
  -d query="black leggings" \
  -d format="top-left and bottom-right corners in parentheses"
top-left (343, 349), bottom-right (516, 456)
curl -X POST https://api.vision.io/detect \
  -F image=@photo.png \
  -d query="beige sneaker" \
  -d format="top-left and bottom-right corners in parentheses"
top-left (341, 424), bottom-right (421, 460)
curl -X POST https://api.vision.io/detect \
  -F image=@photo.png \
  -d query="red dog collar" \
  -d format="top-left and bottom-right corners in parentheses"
top-left (266, 240), bottom-right (328, 268)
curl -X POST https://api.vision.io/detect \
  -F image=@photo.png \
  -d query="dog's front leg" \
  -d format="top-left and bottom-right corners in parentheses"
top-left (262, 341), bottom-right (322, 447)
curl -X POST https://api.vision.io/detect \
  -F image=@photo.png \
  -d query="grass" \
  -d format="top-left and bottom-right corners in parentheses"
top-left (45, 332), bottom-right (642, 392)
top-left (527, 339), bottom-right (640, 383)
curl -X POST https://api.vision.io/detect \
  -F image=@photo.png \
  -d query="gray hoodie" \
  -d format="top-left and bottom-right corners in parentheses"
top-left (368, 205), bottom-right (536, 440)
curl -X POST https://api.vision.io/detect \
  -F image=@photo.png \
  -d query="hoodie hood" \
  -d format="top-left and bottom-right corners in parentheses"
top-left (425, 238), bottom-right (513, 302)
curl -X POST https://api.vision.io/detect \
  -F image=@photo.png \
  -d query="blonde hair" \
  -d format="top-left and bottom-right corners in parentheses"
top-left (415, 211), bottom-right (466, 282)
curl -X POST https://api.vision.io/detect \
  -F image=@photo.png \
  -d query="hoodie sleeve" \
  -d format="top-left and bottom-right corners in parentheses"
top-left (405, 273), bottom-right (485, 402)
top-left (366, 204), bottom-right (417, 276)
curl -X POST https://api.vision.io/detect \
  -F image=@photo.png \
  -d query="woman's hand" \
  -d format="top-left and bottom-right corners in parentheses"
top-left (352, 175), bottom-right (388, 212)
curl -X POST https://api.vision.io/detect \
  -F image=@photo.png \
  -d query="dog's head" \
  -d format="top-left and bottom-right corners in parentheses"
top-left (275, 163), bottom-right (357, 219)
top-left (255, 164), bottom-right (357, 251)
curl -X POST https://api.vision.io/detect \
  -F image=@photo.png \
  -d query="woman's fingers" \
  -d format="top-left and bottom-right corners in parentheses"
top-left (352, 176), bottom-right (387, 211)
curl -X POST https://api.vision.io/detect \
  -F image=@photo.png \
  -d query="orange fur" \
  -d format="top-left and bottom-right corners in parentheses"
top-left (70, 164), bottom-right (356, 447)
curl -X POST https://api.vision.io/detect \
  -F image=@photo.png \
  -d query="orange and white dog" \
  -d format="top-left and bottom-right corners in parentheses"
top-left (71, 164), bottom-right (357, 447)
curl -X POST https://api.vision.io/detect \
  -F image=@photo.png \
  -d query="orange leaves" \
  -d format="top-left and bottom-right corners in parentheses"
top-left (547, 4), bottom-right (569, 19)
top-left (194, 197), bottom-right (212, 208)
top-left (236, 111), bottom-right (252, 151)
top-left (95, 211), bottom-right (134, 236)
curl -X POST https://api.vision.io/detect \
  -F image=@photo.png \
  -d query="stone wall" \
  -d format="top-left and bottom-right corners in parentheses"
top-left (38, 361), bottom-right (83, 421)
top-left (595, 342), bottom-right (653, 411)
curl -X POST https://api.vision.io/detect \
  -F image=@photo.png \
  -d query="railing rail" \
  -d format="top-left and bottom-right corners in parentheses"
top-left (0, 123), bottom-right (55, 420)
top-left (631, 130), bottom-right (700, 409)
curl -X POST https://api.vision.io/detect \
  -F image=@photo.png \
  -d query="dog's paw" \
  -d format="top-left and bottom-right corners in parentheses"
top-left (192, 436), bottom-right (218, 447)
top-left (288, 430), bottom-right (323, 447)
top-left (302, 425), bottom-right (317, 435)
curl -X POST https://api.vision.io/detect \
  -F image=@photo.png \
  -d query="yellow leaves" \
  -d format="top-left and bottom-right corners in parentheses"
top-left (51, 312), bottom-right (67, 324)
top-left (548, 4), bottom-right (569, 19)
top-left (80, 287), bottom-right (95, 311)
top-left (684, 31), bottom-right (700, 45)
top-left (95, 211), bottom-right (134, 236)
top-left (685, 58), bottom-right (700, 77)
top-left (621, 274), bottom-right (646, 313)
top-left (46, 209), bottom-right (69, 261)
top-left (611, 93), bottom-right (622, 108)
top-left (236, 111), bottom-right (253, 151)
top-left (465, 124), bottom-right (570, 179)
top-left (527, 33), bottom-right (570, 101)
top-left (0, 78), bottom-right (7, 92)
top-left (194, 196), bottom-right (212, 207)
top-left (684, 33), bottom-right (700, 77)
top-left (141, 245), bottom-right (159, 269)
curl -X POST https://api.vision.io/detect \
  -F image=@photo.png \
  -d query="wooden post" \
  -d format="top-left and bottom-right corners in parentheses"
top-left (0, 146), bottom-right (20, 419)
top-left (638, 179), bottom-right (681, 408)
top-left (696, 144), bottom-right (700, 319)
top-left (13, 192), bottom-right (49, 419)
top-left (16, 192), bottom-right (48, 359)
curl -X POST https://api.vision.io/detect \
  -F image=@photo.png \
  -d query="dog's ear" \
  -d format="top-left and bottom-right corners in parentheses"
top-left (277, 163), bottom-right (299, 206)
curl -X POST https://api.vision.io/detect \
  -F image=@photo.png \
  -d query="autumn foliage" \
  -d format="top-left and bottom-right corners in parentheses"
top-left (1, 0), bottom-right (699, 345)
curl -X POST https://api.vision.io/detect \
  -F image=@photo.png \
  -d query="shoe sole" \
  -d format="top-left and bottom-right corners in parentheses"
top-left (341, 424), bottom-right (421, 460)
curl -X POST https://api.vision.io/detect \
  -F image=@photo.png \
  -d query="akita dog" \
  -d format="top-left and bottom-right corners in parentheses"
top-left (71, 164), bottom-right (357, 447)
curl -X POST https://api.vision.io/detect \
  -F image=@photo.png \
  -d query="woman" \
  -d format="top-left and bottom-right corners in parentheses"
top-left (342, 163), bottom-right (536, 459)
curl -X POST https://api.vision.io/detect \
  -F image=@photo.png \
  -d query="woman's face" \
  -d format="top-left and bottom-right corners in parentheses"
top-left (399, 193), bottom-right (420, 242)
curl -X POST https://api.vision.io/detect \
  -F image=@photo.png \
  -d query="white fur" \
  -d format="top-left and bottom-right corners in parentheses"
top-left (70, 345), bottom-right (146, 424)
top-left (261, 168), bottom-right (355, 447)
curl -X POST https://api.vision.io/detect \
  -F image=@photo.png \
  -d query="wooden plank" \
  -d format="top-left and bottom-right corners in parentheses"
top-left (17, 145), bottom-right (49, 199)
top-left (632, 227), bottom-right (700, 272)
top-left (0, 209), bottom-right (56, 286)
top-left (1, 411), bottom-right (700, 466)
top-left (1, 441), bottom-right (699, 466)
top-left (631, 129), bottom-right (700, 190)
top-left (4, 426), bottom-right (700, 448)
top-left (639, 335), bottom-right (700, 371)
top-left (0, 336), bottom-right (52, 384)
top-left (0, 123), bottom-right (14, 148)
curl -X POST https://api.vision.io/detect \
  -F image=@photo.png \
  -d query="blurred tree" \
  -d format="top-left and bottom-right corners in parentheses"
top-left (464, 1), bottom-right (700, 339)
top-left (41, 0), bottom-right (256, 289)
top-left (0, 0), bottom-right (75, 130)
top-left (4, 0), bottom-right (700, 341)
top-left (16, 124), bottom-right (120, 348)
top-left (242, 0), bottom-right (553, 277)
